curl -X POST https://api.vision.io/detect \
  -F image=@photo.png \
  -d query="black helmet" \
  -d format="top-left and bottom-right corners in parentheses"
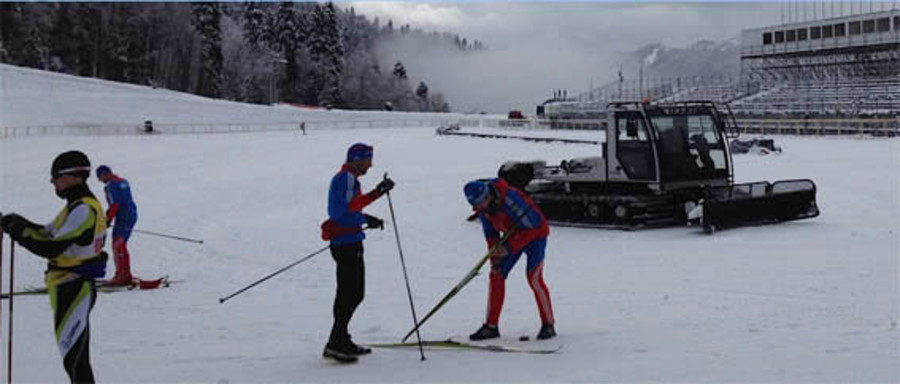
top-left (51, 150), bottom-right (91, 180)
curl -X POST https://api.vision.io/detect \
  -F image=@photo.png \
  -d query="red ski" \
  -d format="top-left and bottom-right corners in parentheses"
top-left (98, 275), bottom-right (172, 291)
top-left (3, 276), bottom-right (174, 299)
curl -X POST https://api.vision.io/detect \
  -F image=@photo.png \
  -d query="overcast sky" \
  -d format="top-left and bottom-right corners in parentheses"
top-left (349, 2), bottom-right (896, 113)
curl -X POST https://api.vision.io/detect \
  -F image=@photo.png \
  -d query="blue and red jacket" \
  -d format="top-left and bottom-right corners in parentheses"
top-left (103, 174), bottom-right (137, 228)
top-left (477, 178), bottom-right (549, 253)
top-left (323, 164), bottom-right (378, 245)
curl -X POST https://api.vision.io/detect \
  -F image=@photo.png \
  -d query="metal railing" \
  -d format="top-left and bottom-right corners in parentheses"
top-left (735, 117), bottom-right (900, 136)
top-left (2, 116), bottom-right (897, 139)
top-left (0, 118), bottom-right (464, 138)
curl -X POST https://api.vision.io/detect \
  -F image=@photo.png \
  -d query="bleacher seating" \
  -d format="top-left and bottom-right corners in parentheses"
top-left (730, 77), bottom-right (900, 116)
top-left (554, 75), bottom-right (898, 121)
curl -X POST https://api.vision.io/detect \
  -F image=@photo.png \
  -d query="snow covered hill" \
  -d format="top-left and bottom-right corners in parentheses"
top-left (0, 63), bottom-right (471, 129)
top-left (0, 65), bottom-right (898, 383)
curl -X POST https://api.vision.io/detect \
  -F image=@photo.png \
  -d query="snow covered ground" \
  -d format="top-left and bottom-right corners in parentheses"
top-left (1, 65), bottom-right (898, 383)
top-left (0, 63), bottom-right (472, 130)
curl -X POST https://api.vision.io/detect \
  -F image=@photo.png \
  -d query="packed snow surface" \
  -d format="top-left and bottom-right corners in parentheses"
top-left (0, 64), bottom-right (898, 383)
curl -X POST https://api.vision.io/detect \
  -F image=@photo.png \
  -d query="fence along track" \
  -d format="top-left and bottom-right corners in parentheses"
top-left (1, 116), bottom-right (898, 139)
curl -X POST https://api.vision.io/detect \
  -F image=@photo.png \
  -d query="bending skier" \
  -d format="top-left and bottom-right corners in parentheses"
top-left (0, 150), bottom-right (107, 383)
top-left (464, 178), bottom-right (556, 341)
top-left (320, 142), bottom-right (395, 363)
top-left (96, 165), bottom-right (138, 286)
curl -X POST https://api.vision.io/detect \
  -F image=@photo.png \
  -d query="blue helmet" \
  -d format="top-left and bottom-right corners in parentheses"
top-left (95, 165), bottom-right (112, 177)
top-left (464, 180), bottom-right (490, 206)
top-left (346, 143), bottom-right (374, 162)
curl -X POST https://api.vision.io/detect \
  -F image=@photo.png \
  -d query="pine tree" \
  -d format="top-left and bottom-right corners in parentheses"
top-left (241, 2), bottom-right (268, 48)
top-left (193, 2), bottom-right (224, 98)
top-left (12, 4), bottom-right (53, 69)
top-left (270, 1), bottom-right (301, 103)
top-left (416, 81), bottom-right (428, 99)
top-left (392, 61), bottom-right (407, 80)
top-left (416, 81), bottom-right (428, 111)
top-left (0, 3), bottom-right (24, 63)
top-left (102, 3), bottom-right (152, 82)
top-left (48, 3), bottom-right (74, 72)
top-left (309, 2), bottom-right (343, 108)
top-left (387, 61), bottom-right (410, 110)
top-left (48, 3), bottom-right (97, 74)
top-left (65, 3), bottom-right (103, 77)
top-left (150, 4), bottom-right (200, 92)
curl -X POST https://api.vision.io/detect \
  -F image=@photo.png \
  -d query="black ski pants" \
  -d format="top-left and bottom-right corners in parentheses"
top-left (51, 275), bottom-right (97, 384)
top-left (328, 241), bottom-right (365, 345)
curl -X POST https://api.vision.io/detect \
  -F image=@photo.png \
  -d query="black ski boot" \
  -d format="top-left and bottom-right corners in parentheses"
top-left (536, 323), bottom-right (556, 340)
top-left (469, 323), bottom-right (500, 341)
top-left (323, 342), bottom-right (358, 363)
top-left (347, 339), bottom-right (372, 355)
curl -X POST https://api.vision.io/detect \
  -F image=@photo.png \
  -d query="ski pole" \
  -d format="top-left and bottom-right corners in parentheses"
top-left (218, 245), bottom-right (328, 304)
top-left (7, 240), bottom-right (13, 384)
top-left (383, 174), bottom-right (426, 361)
top-left (133, 229), bottom-right (203, 244)
top-left (401, 205), bottom-right (533, 342)
top-left (0, 227), bottom-right (4, 355)
top-left (219, 225), bottom-right (374, 303)
top-left (219, 224), bottom-right (374, 304)
top-left (401, 229), bottom-right (514, 342)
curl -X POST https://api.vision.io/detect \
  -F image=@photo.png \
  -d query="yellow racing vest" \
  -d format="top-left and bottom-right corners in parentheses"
top-left (22, 196), bottom-right (108, 285)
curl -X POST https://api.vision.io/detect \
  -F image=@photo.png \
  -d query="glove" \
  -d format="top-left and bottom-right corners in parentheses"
top-left (365, 215), bottom-right (384, 230)
top-left (488, 243), bottom-right (509, 260)
top-left (374, 177), bottom-right (395, 196)
top-left (1, 213), bottom-right (27, 237)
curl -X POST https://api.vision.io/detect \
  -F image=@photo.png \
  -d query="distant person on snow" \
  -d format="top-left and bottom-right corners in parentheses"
top-left (0, 150), bottom-right (107, 383)
top-left (96, 165), bottom-right (138, 286)
top-left (464, 178), bottom-right (556, 341)
top-left (320, 142), bottom-right (395, 363)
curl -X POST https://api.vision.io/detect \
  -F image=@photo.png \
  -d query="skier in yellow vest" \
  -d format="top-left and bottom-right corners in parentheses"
top-left (1, 150), bottom-right (107, 383)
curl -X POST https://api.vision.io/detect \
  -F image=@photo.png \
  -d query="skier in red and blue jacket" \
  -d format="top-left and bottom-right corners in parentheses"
top-left (320, 143), bottom-right (394, 363)
top-left (96, 165), bottom-right (138, 286)
top-left (464, 178), bottom-right (556, 341)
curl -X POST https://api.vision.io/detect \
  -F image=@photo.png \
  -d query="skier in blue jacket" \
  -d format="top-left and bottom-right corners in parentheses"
top-left (320, 142), bottom-right (394, 363)
top-left (96, 165), bottom-right (138, 286)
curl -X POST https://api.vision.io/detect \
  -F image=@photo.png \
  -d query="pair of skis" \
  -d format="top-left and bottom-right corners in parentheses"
top-left (0, 276), bottom-right (172, 299)
top-left (369, 338), bottom-right (562, 354)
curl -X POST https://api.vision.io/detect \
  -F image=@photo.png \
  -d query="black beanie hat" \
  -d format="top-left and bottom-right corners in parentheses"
top-left (51, 150), bottom-right (91, 180)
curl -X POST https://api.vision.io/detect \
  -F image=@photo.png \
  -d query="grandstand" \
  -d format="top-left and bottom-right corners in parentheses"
top-left (733, 8), bottom-right (899, 117)
top-left (538, 7), bottom-right (899, 133)
top-left (731, 78), bottom-right (900, 116)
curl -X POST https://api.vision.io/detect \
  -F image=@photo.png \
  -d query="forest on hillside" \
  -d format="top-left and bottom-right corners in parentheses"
top-left (0, 2), bottom-right (486, 111)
